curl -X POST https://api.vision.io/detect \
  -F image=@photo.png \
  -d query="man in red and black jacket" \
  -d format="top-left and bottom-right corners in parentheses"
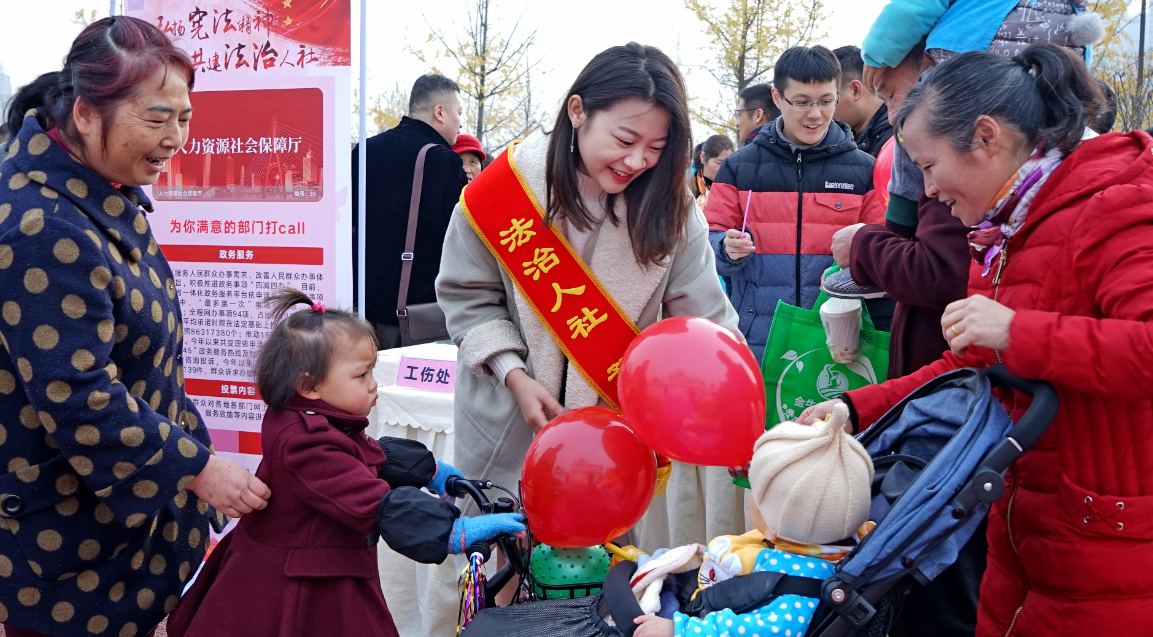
top-left (705, 45), bottom-right (885, 363)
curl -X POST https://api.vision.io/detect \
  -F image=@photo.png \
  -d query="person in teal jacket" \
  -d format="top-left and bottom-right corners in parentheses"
top-left (858, 0), bottom-right (1105, 233)
top-left (862, 0), bottom-right (1103, 76)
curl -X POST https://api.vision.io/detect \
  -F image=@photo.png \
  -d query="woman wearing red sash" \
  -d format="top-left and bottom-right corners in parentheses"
top-left (436, 43), bottom-right (745, 546)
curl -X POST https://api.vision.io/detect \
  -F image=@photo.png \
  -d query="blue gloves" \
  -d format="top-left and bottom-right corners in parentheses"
top-left (427, 460), bottom-right (463, 502)
top-left (448, 513), bottom-right (526, 555)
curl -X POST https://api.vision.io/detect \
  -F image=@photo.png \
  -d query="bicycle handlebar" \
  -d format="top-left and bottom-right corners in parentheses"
top-left (443, 476), bottom-right (525, 574)
top-left (445, 475), bottom-right (493, 510)
top-left (467, 540), bottom-right (492, 562)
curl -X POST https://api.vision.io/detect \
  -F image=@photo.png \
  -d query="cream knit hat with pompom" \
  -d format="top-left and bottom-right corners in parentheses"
top-left (748, 403), bottom-right (874, 545)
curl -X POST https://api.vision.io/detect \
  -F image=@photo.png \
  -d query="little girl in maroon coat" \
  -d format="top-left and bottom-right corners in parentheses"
top-left (166, 288), bottom-right (525, 637)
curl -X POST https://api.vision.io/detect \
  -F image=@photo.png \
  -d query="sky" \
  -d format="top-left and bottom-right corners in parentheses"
top-left (0, 0), bottom-right (890, 141)
top-left (2, 0), bottom-right (1148, 140)
top-left (0, 1), bottom-right (113, 91)
top-left (371, 0), bottom-right (892, 138)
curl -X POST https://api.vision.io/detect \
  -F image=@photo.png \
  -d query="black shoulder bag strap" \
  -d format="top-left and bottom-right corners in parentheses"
top-left (396, 143), bottom-right (438, 335)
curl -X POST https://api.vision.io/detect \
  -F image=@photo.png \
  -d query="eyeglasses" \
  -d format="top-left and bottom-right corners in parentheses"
top-left (734, 107), bottom-right (761, 117)
top-left (779, 95), bottom-right (839, 112)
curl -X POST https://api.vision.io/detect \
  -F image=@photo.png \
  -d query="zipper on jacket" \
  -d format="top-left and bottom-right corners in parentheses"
top-left (795, 153), bottom-right (803, 306)
top-left (1003, 601), bottom-right (1024, 637)
top-left (994, 256), bottom-right (1022, 637)
top-left (1005, 463), bottom-right (1020, 556)
top-left (1002, 463), bottom-right (1025, 636)
top-left (992, 243), bottom-right (1010, 365)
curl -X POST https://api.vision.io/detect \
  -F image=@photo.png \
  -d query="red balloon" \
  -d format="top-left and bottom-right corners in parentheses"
top-left (618, 317), bottom-right (765, 467)
top-left (874, 137), bottom-right (896, 207)
top-left (521, 407), bottom-right (656, 548)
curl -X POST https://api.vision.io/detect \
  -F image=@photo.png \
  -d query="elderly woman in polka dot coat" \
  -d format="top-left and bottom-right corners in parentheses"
top-left (0, 17), bottom-right (270, 637)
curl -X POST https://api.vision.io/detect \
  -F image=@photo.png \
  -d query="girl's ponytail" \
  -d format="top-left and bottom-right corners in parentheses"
top-left (254, 288), bottom-right (377, 410)
top-left (1015, 44), bottom-right (1103, 154)
top-left (263, 287), bottom-right (320, 324)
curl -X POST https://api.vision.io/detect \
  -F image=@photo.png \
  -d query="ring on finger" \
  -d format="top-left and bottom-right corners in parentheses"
top-left (950, 324), bottom-right (961, 337)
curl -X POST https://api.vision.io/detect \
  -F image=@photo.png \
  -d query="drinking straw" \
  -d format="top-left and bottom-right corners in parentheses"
top-left (740, 191), bottom-right (752, 238)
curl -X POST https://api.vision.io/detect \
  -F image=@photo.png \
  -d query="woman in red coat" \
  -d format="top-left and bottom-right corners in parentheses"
top-left (166, 289), bottom-right (525, 637)
top-left (802, 44), bottom-right (1153, 635)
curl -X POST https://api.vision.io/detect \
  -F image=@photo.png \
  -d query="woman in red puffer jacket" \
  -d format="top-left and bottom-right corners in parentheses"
top-left (801, 43), bottom-right (1153, 636)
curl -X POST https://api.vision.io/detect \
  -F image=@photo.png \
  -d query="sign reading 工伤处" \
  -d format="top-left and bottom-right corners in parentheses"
top-left (124, 1), bottom-right (352, 512)
top-left (395, 357), bottom-right (457, 394)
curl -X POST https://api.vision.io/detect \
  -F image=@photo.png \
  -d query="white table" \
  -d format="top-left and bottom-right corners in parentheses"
top-left (369, 343), bottom-right (466, 637)
top-left (370, 342), bottom-right (457, 460)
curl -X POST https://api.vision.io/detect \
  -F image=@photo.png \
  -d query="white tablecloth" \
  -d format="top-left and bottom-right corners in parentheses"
top-left (370, 343), bottom-right (465, 637)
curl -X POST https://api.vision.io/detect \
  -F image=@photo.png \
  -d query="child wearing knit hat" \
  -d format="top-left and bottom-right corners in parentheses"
top-left (633, 404), bottom-right (874, 637)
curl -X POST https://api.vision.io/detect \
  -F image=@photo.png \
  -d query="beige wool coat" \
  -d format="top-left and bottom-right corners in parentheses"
top-left (435, 131), bottom-right (751, 549)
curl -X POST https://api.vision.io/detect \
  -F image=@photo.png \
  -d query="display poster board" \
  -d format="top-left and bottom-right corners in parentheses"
top-left (124, 0), bottom-right (352, 503)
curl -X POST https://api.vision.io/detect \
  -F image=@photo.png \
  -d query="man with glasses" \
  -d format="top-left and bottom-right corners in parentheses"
top-left (703, 45), bottom-right (885, 363)
top-left (734, 83), bottom-right (781, 147)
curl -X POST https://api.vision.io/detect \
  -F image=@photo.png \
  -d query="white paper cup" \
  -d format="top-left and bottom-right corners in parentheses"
top-left (820, 298), bottom-right (862, 364)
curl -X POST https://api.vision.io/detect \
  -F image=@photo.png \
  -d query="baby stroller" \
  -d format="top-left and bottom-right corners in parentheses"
top-left (454, 364), bottom-right (1058, 637)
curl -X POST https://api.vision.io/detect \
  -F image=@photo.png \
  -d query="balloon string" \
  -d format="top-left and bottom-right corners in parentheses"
top-left (457, 553), bottom-right (487, 633)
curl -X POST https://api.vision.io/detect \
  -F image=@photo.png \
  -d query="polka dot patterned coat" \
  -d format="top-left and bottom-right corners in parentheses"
top-left (0, 112), bottom-right (222, 636)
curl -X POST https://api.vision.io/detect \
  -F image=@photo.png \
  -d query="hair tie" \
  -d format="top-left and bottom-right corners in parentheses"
top-left (311, 302), bottom-right (325, 314)
top-left (1012, 56), bottom-right (1038, 77)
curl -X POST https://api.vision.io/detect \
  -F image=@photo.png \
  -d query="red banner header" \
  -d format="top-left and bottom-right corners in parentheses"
top-left (160, 244), bottom-right (322, 265)
top-left (185, 378), bottom-right (262, 400)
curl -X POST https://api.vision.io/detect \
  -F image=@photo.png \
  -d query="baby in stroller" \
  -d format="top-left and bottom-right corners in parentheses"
top-left (633, 403), bottom-right (873, 637)
top-left (463, 365), bottom-right (1049, 637)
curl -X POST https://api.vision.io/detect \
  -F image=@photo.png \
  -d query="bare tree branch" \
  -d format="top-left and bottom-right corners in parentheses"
top-left (409, 0), bottom-right (548, 149)
top-left (686, 0), bottom-right (828, 141)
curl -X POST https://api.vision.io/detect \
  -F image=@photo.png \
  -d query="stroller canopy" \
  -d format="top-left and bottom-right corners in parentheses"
top-left (839, 369), bottom-right (1012, 586)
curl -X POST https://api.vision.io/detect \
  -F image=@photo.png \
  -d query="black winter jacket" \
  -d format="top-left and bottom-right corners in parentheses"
top-left (352, 118), bottom-right (467, 326)
top-left (853, 104), bottom-right (894, 159)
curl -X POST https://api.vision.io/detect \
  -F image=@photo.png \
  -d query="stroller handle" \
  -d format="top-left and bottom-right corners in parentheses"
top-left (981, 364), bottom-right (1059, 453)
top-left (949, 365), bottom-right (1059, 515)
top-left (811, 367), bottom-right (1058, 636)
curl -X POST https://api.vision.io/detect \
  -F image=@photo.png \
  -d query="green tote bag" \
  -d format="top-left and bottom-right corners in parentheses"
top-left (733, 267), bottom-right (890, 488)
top-left (760, 297), bottom-right (890, 427)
